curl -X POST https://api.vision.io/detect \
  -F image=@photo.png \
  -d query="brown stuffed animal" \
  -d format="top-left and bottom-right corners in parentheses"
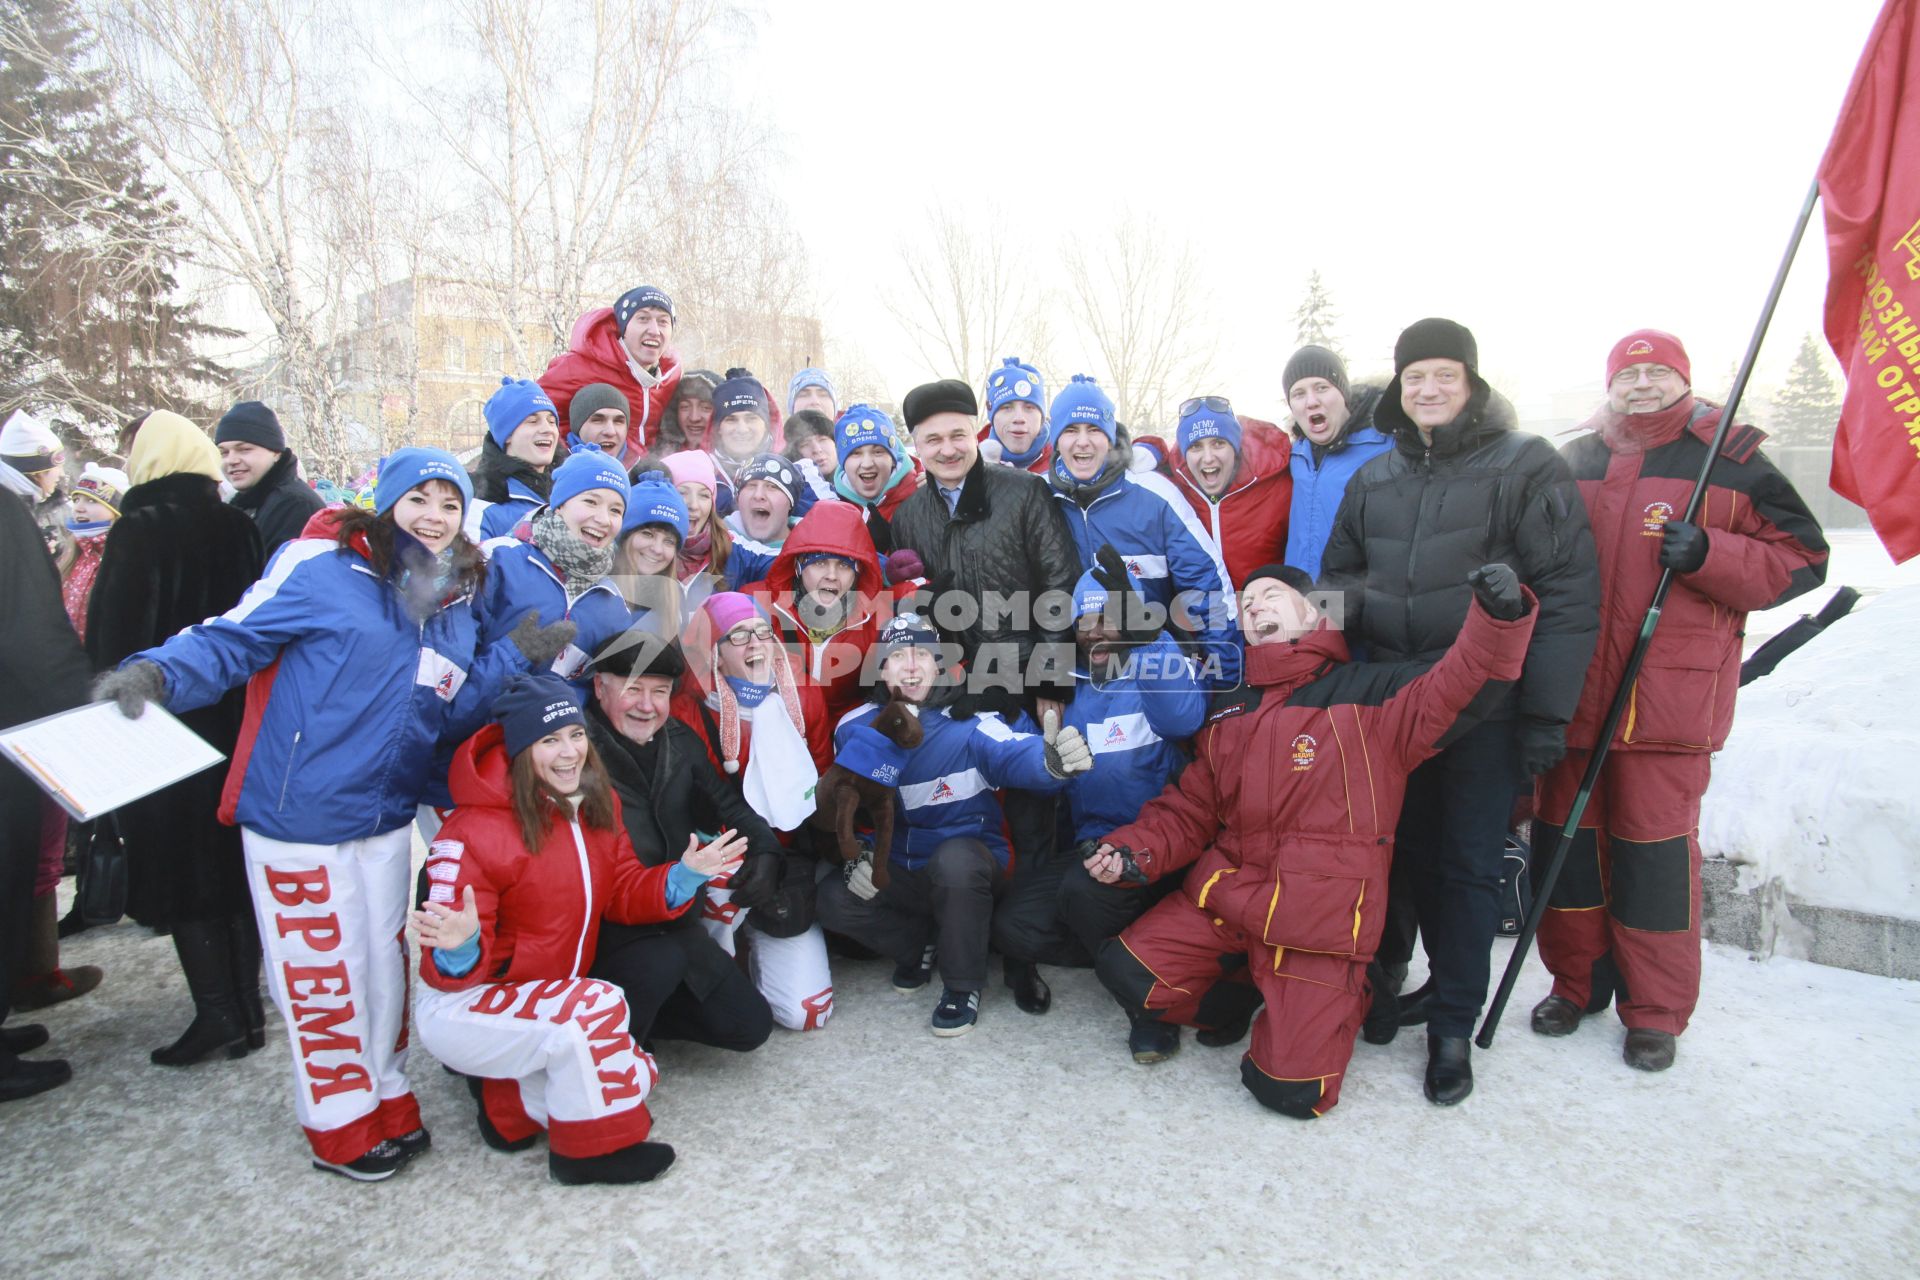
top-left (811, 699), bottom-right (923, 890)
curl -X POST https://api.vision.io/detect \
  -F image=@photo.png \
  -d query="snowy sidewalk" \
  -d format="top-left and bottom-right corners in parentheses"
top-left (5, 919), bottom-right (1916, 1279)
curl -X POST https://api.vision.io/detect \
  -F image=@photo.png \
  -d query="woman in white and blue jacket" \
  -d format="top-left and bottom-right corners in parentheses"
top-left (814, 614), bottom-right (1093, 1038)
top-left (992, 559), bottom-right (1208, 979)
top-left (478, 444), bottom-right (637, 697)
top-left (94, 448), bottom-right (577, 1183)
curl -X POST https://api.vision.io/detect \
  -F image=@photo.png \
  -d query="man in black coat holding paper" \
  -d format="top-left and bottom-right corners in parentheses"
top-left (0, 489), bottom-right (92, 1101)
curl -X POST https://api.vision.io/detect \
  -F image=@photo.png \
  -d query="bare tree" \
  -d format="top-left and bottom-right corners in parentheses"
top-left (1061, 211), bottom-right (1216, 436)
top-left (883, 204), bottom-right (1038, 393)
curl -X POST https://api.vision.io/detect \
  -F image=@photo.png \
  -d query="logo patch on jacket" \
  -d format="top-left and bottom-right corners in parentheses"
top-left (930, 779), bottom-right (955, 801)
top-left (1290, 734), bottom-right (1318, 771)
top-left (1104, 722), bottom-right (1128, 746)
top-left (415, 650), bottom-right (469, 703)
top-left (1642, 501), bottom-right (1674, 535)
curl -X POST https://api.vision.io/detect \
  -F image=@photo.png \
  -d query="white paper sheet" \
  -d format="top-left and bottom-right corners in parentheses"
top-left (0, 700), bottom-right (226, 822)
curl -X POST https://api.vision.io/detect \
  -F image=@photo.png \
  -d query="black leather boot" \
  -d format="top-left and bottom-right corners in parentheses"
top-left (1423, 1033), bottom-right (1474, 1106)
top-left (1396, 977), bottom-right (1435, 1027)
top-left (229, 910), bottom-right (266, 1050)
top-left (1004, 958), bottom-right (1051, 1015)
top-left (151, 918), bottom-right (249, 1066)
top-left (1361, 960), bottom-right (1406, 1045)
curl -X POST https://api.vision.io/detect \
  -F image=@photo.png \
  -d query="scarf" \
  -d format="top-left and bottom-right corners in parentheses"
top-left (677, 527), bottom-right (713, 579)
top-left (1591, 395), bottom-right (1697, 455)
top-left (392, 527), bottom-right (460, 620)
top-left (65, 518), bottom-right (112, 539)
top-left (1050, 449), bottom-right (1127, 505)
top-left (994, 434), bottom-right (1048, 470)
top-left (725, 675), bottom-right (773, 708)
top-left (704, 641), bottom-right (817, 829)
top-left (128, 410), bottom-right (221, 484)
top-left (531, 509), bottom-right (613, 597)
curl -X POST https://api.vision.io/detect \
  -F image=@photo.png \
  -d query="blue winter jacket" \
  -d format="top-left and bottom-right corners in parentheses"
top-left (1288, 424), bottom-right (1392, 582)
top-left (477, 535), bottom-right (636, 697)
top-left (472, 477), bottom-right (545, 542)
top-left (1060, 634), bottom-right (1207, 843)
top-left (1049, 462), bottom-right (1241, 687)
top-left (721, 526), bottom-right (782, 591)
top-left (134, 536), bottom-right (528, 844)
top-left (833, 703), bottom-right (1068, 870)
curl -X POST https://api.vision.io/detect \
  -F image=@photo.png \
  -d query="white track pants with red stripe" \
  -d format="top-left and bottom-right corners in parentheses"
top-left (416, 977), bottom-right (656, 1157)
top-left (698, 886), bottom-right (834, 1032)
top-left (242, 826), bottom-right (419, 1166)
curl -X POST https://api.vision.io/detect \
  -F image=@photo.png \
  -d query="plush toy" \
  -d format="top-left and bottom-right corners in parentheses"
top-left (812, 699), bottom-right (924, 891)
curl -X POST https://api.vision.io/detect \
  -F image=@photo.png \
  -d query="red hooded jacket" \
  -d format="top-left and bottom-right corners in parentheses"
top-left (1168, 415), bottom-right (1293, 590)
top-left (417, 724), bottom-right (690, 991)
top-left (539, 307), bottom-right (682, 459)
top-left (1557, 398), bottom-right (1827, 753)
top-left (1105, 594), bottom-right (1535, 961)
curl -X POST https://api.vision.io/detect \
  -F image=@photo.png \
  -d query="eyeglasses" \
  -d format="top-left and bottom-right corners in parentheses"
top-left (722, 624), bottom-right (774, 647)
top-left (1179, 396), bottom-right (1233, 418)
top-left (1609, 365), bottom-right (1679, 387)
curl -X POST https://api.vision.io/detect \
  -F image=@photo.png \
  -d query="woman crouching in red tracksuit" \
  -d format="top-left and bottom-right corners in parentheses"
top-left (411, 673), bottom-right (746, 1185)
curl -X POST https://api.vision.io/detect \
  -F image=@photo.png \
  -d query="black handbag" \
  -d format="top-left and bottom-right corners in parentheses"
top-left (77, 814), bottom-right (129, 926)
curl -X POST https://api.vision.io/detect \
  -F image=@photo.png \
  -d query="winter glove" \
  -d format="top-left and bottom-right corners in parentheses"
top-left (843, 850), bottom-right (879, 901)
top-left (1466, 563), bottom-right (1528, 622)
top-left (1041, 708), bottom-right (1093, 779)
top-left (883, 549), bottom-right (926, 586)
top-left (943, 683), bottom-right (1018, 723)
top-left (728, 851), bottom-right (781, 912)
top-left (1517, 718), bottom-right (1568, 778)
top-left (94, 661), bottom-right (168, 719)
top-left (509, 611), bottom-right (579, 669)
top-left (1091, 544), bottom-right (1165, 646)
top-left (1659, 520), bottom-right (1710, 574)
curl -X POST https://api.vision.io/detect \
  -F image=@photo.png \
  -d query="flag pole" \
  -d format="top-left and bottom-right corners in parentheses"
top-left (1476, 176), bottom-right (1823, 1049)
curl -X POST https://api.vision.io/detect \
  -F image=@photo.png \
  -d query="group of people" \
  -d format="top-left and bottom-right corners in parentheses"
top-left (0, 283), bottom-right (1830, 1188)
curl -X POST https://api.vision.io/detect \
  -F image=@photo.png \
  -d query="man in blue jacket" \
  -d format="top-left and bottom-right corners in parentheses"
top-left (1283, 346), bottom-right (1391, 581)
top-left (991, 551), bottom-right (1208, 1009)
top-left (815, 615), bottom-right (1093, 1037)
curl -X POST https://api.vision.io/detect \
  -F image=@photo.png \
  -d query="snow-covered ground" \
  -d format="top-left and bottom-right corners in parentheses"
top-left (5, 908), bottom-right (1917, 1279)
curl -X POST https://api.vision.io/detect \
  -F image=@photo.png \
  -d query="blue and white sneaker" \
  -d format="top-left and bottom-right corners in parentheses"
top-left (930, 988), bottom-right (980, 1037)
top-left (892, 944), bottom-right (936, 993)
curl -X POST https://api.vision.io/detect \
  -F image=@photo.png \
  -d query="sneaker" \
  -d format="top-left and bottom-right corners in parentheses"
top-left (930, 988), bottom-right (980, 1037)
top-left (1129, 1019), bottom-right (1181, 1064)
top-left (892, 944), bottom-right (937, 993)
top-left (394, 1127), bottom-right (432, 1161)
top-left (312, 1139), bottom-right (408, 1182)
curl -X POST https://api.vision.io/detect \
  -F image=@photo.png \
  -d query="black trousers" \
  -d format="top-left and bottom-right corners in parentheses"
top-left (992, 852), bottom-right (1178, 968)
top-left (815, 838), bottom-right (1004, 992)
top-left (588, 931), bottom-right (772, 1053)
top-left (1, 761), bottom-right (45, 1029)
top-left (1390, 718), bottom-right (1521, 1038)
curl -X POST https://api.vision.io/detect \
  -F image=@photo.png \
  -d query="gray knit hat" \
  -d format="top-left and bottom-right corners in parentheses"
top-left (1282, 346), bottom-right (1350, 402)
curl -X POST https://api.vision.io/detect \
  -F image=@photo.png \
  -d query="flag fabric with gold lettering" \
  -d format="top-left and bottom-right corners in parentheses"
top-left (1819, 0), bottom-right (1920, 563)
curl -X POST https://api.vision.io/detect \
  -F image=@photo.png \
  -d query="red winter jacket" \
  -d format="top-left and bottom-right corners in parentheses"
top-left (538, 307), bottom-right (682, 459)
top-left (1558, 397), bottom-right (1827, 753)
top-left (417, 723), bottom-right (689, 991)
top-left (755, 500), bottom-right (916, 723)
top-left (1105, 593), bottom-right (1536, 961)
top-left (1169, 416), bottom-right (1293, 590)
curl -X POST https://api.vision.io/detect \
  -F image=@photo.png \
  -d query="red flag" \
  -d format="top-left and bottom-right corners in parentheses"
top-left (1819, 0), bottom-right (1920, 564)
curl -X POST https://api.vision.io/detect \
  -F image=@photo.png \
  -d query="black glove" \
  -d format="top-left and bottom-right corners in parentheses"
top-left (728, 852), bottom-right (781, 912)
top-left (93, 661), bottom-right (168, 719)
top-left (1517, 718), bottom-right (1568, 778)
top-left (1659, 520), bottom-right (1709, 574)
top-left (509, 611), bottom-right (579, 668)
top-left (1091, 544), bottom-right (1164, 646)
top-left (1466, 563), bottom-right (1528, 621)
top-left (1074, 838), bottom-right (1149, 886)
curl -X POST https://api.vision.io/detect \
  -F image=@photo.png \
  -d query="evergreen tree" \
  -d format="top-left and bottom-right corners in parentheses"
top-left (1293, 269), bottom-right (1341, 353)
top-left (0, 0), bottom-right (232, 452)
top-left (1769, 332), bottom-right (1842, 446)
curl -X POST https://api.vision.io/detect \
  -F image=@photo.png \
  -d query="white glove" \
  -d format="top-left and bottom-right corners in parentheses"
top-left (1042, 708), bottom-right (1093, 778)
top-left (844, 853), bottom-right (879, 901)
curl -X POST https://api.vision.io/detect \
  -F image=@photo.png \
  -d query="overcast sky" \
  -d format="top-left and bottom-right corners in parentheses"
top-left (738, 0), bottom-right (1887, 426)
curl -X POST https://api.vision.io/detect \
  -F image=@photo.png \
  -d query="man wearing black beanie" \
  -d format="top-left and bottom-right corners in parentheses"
top-left (1319, 318), bottom-right (1599, 1107)
top-left (216, 400), bottom-right (324, 559)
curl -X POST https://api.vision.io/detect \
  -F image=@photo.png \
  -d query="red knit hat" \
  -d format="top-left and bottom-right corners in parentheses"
top-left (1607, 330), bottom-right (1691, 386)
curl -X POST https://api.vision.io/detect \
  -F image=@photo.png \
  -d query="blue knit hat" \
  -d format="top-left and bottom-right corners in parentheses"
top-left (834, 404), bottom-right (899, 467)
top-left (548, 443), bottom-right (631, 513)
top-left (1072, 569), bottom-right (1111, 619)
top-left (613, 285), bottom-right (675, 334)
top-left (621, 471), bottom-right (689, 541)
top-left (713, 370), bottom-right (769, 422)
top-left (836, 721), bottom-right (912, 786)
top-left (494, 672), bottom-right (587, 759)
top-left (484, 377), bottom-right (558, 448)
top-left (872, 613), bottom-right (944, 667)
top-left (1177, 401), bottom-right (1242, 456)
top-left (985, 357), bottom-right (1046, 420)
top-left (374, 447), bottom-right (474, 516)
top-left (1049, 374), bottom-right (1116, 446)
top-left (787, 367), bottom-right (837, 413)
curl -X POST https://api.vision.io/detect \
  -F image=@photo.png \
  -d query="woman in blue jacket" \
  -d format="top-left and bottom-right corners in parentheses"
top-left (96, 448), bottom-right (574, 1182)
top-left (479, 444), bottom-right (637, 695)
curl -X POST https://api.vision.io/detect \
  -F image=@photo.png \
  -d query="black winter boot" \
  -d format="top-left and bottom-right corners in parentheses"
top-left (1396, 977), bottom-right (1435, 1028)
top-left (228, 910), bottom-right (266, 1050)
top-left (151, 918), bottom-right (249, 1066)
top-left (1423, 1033), bottom-right (1474, 1106)
top-left (549, 1141), bottom-right (676, 1185)
top-left (1004, 958), bottom-right (1051, 1015)
top-left (1361, 960), bottom-right (1407, 1045)
top-left (0, 1048), bottom-right (71, 1103)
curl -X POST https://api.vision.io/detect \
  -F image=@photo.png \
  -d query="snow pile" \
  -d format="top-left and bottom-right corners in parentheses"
top-left (1701, 584), bottom-right (1920, 919)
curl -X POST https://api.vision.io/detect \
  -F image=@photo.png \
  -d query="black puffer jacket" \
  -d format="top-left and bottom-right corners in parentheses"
top-left (468, 434), bottom-right (553, 505)
top-left (888, 453), bottom-right (1082, 700)
top-left (1319, 384), bottom-right (1599, 727)
top-left (230, 448), bottom-right (324, 561)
